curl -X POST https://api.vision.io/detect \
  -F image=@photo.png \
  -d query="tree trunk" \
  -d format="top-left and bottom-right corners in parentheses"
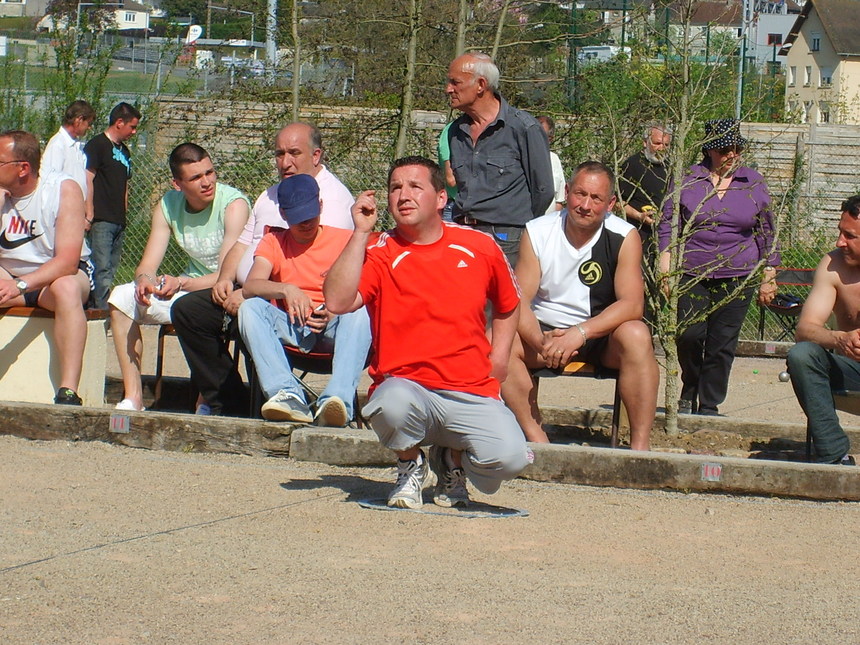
top-left (660, 0), bottom-right (695, 436)
top-left (490, 0), bottom-right (511, 61)
top-left (291, 0), bottom-right (301, 122)
top-left (394, 0), bottom-right (421, 159)
top-left (455, 0), bottom-right (467, 57)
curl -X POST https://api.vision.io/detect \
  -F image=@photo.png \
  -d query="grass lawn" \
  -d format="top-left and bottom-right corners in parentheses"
top-left (12, 64), bottom-right (202, 96)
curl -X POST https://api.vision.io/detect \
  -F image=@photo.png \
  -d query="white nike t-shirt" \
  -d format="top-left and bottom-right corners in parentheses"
top-left (0, 173), bottom-right (91, 276)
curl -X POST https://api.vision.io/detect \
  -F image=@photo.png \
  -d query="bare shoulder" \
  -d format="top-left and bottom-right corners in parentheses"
top-left (616, 221), bottom-right (643, 260)
top-left (823, 250), bottom-right (860, 314)
top-left (59, 177), bottom-right (83, 197)
top-left (821, 250), bottom-right (860, 287)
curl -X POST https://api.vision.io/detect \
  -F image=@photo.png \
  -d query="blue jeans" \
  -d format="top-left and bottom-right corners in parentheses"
top-left (787, 341), bottom-right (857, 463)
top-left (238, 297), bottom-right (371, 417)
top-left (88, 221), bottom-right (125, 309)
top-left (468, 222), bottom-right (523, 268)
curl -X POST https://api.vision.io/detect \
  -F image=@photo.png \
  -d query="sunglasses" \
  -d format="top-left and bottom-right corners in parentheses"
top-left (716, 146), bottom-right (743, 155)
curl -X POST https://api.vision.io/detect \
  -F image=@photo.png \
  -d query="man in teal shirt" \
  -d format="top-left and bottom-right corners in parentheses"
top-left (108, 143), bottom-right (250, 411)
top-left (437, 122), bottom-right (458, 221)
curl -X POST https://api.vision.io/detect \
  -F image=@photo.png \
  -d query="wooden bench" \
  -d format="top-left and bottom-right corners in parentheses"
top-left (531, 361), bottom-right (626, 447)
top-left (0, 306), bottom-right (109, 406)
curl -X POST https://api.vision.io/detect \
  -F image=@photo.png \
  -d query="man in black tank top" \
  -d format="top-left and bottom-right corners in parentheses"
top-left (503, 161), bottom-right (659, 449)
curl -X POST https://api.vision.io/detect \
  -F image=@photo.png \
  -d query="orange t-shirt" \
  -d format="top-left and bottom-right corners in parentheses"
top-left (358, 223), bottom-right (520, 399)
top-left (254, 225), bottom-right (351, 310)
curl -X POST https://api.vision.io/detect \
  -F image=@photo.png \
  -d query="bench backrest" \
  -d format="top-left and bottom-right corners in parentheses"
top-left (774, 268), bottom-right (815, 287)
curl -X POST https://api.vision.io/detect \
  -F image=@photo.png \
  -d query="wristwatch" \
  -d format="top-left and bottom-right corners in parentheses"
top-left (15, 279), bottom-right (27, 294)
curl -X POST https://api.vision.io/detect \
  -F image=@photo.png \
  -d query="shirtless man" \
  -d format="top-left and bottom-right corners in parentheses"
top-left (786, 195), bottom-right (860, 465)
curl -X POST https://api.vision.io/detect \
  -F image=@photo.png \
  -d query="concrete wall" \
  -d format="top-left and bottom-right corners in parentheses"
top-left (0, 311), bottom-right (107, 406)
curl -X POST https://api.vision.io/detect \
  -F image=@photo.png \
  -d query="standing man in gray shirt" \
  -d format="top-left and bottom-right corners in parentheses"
top-left (446, 52), bottom-right (553, 266)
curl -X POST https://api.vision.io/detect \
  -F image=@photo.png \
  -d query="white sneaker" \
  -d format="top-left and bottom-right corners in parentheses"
top-left (195, 403), bottom-right (212, 416)
top-left (314, 396), bottom-right (348, 427)
top-left (387, 452), bottom-right (433, 509)
top-left (429, 445), bottom-right (470, 507)
top-left (261, 389), bottom-right (312, 422)
top-left (115, 398), bottom-right (144, 412)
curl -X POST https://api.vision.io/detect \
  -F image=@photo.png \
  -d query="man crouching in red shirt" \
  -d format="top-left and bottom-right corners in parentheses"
top-left (324, 156), bottom-right (531, 509)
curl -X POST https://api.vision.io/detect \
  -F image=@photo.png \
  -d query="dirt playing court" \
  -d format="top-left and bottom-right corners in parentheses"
top-left (2, 435), bottom-right (858, 644)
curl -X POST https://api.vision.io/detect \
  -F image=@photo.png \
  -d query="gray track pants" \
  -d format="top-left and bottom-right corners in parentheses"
top-left (362, 377), bottom-right (530, 494)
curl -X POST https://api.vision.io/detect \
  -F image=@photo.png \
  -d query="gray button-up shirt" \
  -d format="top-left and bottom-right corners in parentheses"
top-left (449, 95), bottom-right (553, 226)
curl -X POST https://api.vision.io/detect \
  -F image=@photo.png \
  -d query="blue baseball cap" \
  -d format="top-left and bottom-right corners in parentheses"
top-left (277, 174), bottom-right (320, 226)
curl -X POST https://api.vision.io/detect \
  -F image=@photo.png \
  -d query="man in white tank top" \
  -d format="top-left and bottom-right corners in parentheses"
top-left (0, 130), bottom-right (93, 406)
top-left (503, 161), bottom-right (659, 449)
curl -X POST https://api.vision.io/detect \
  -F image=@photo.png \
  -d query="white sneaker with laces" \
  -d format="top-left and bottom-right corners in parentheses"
top-left (429, 445), bottom-right (470, 507)
top-left (261, 390), bottom-right (312, 422)
top-left (387, 452), bottom-right (433, 509)
top-left (115, 398), bottom-right (144, 412)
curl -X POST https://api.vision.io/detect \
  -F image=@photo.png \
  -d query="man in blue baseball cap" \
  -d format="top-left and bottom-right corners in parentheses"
top-left (237, 174), bottom-right (371, 424)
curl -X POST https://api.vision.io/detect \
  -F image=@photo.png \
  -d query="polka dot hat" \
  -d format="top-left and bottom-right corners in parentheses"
top-left (702, 118), bottom-right (747, 150)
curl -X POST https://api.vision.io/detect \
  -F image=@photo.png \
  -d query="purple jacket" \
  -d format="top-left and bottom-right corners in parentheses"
top-left (658, 162), bottom-right (780, 279)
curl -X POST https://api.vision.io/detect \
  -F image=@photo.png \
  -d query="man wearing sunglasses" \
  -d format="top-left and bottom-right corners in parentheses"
top-left (0, 130), bottom-right (93, 405)
top-left (658, 119), bottom-right (779, 417)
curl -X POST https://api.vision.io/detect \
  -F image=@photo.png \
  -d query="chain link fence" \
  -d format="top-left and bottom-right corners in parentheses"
top-left (118, 99), bottom-right (411, 284)
top-left (115, 101), bottom-right (860, 343)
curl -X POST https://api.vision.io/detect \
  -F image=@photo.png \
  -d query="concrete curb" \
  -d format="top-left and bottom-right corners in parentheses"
top-left (0, 401), bottom-right (295, 457)
top-left (736, 339), bottom-right (793, 358)
top-left (290, 426), bottom-right (395, 465)
top-left (289, 427), bottom-right (860, 502)
top-left (523, 442), bottom-right (860, 502)
top-left (2, 401), bottom-right (858, 502)
top-left (541, 404), bottom-right (860, 445)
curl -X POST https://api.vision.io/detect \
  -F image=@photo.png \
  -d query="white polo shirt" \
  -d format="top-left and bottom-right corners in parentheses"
top-left (41, 126), bottom-right (88, 199)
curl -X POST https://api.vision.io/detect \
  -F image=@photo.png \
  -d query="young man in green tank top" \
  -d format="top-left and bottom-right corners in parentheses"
top-left (108, 143), bottom-right (250, 412)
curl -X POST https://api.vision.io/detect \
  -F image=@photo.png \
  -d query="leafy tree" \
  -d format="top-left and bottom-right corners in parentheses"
top-left (158, 0), bottom-right (207, 22)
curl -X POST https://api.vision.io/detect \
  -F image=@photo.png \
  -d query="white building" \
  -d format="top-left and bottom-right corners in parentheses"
top-left (748, 0), bottom-right (803, 70)
top-left (36, 0), bottom-right (154, 32)
top-left (781, 0), bottom-right (860, 124)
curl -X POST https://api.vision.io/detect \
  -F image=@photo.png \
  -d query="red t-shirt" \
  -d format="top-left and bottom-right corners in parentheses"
top-left (254, 225), bottom-right (351, 311)
top-left (358, 223), bottom-right (520, 399)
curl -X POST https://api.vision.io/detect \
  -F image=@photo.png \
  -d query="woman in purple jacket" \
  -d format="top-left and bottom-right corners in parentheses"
top-left (659, 119), bottom-right (779, 416)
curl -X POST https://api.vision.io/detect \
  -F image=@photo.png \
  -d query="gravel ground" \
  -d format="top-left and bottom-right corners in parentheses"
top-left (3, 333), bottom-right (856, 642)
top-left (2, 435), bottom-right (859, 644)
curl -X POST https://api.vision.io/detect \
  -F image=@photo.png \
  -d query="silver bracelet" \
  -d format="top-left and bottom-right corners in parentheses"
top-left (574, 323), bottom-right (588, 343)
top-left (135, 273), bottom-right (155, 285)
